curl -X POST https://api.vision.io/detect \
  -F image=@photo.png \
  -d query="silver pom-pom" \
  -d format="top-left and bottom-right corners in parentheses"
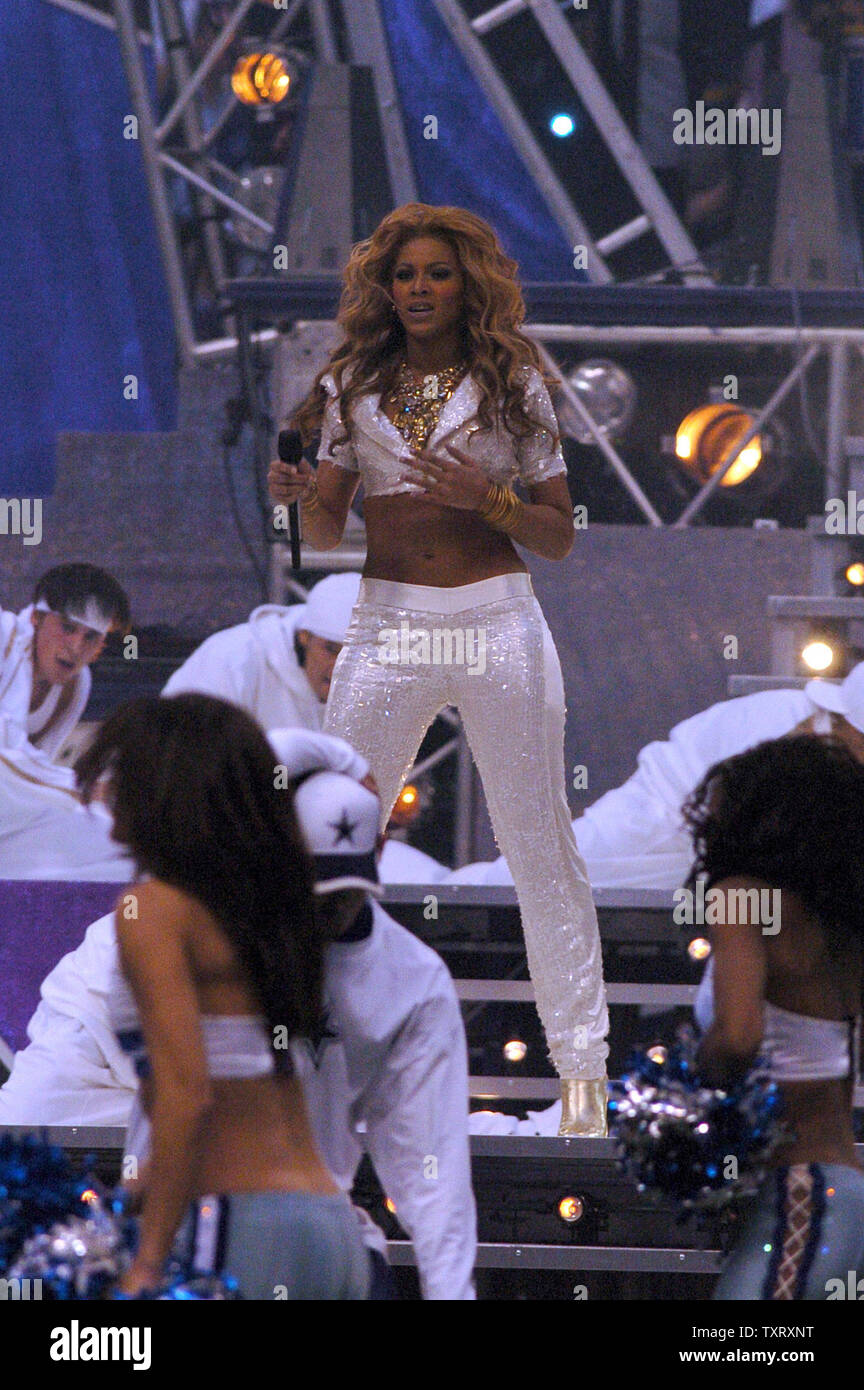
top-left (9, 1198), bottom-right (127, 1299)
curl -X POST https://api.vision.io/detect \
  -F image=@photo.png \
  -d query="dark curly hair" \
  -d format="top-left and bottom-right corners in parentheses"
top-left (75, 694), bottom-right (321, 1059)
top-left (681, 734), bottom-right (864, 950)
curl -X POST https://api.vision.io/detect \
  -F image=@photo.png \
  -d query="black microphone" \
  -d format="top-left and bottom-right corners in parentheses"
top-left (277, 428), bottom-right (304, 571)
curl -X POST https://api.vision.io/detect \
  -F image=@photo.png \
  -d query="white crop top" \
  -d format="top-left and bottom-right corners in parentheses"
top-left (109, 973), bottom-right (276, 1082)
top-left (316, 363), bottom-right (568, 498)
top-left (694, 957), bottom-right (853, 1082)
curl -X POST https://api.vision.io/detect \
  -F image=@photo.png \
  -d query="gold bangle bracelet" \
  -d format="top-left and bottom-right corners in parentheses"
top-left (490, 500), bottom-right (523, 533)
top-left (478, 482), bottom-right (522, 532)
top-left (477, 482), bottom-right (507, 519)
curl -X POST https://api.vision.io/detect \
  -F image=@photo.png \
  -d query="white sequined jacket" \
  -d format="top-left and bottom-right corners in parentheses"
top-left (316, 364), bottom-right (567, 497)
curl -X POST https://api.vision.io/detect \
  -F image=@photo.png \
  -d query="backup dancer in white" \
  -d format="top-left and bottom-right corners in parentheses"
top-left (451, 661), bottom-right (864, 892)
top-left (162, 572), bottom-right (361, 732)
top-left (270, 203), bottom-right (609, 1134)
top-left (0, 563), bottom-right (133, 879)
top-left (161, 575), bottom-right (447, 886)
top-left (286, 764), bottom-right (476, 1300)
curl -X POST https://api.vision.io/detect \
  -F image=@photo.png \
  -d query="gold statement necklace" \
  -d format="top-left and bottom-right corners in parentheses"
top-left (389, 357), bottom-right (470, 453)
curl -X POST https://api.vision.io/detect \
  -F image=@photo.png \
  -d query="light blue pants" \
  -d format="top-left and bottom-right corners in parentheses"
top-left (714, 1163), bottom-right (864, 1300)
top-left (180, 1191), bottom-right (371, 1300)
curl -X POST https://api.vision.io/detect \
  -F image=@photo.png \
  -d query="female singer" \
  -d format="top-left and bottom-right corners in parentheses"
top-left (76, 694), bottom-right (370, 1298)
top-left (685, 735), bottom-right (864, 1299)
top-left (269, 203), bottom-right (608, 1134)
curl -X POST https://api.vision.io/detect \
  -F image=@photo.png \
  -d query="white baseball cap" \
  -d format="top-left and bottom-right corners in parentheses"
top-left (300, 573), bottom-right (361, 643)
top-left (805, 661), bottom-right (864, 735)
top-left (293, 769), bottom-right (384, 898)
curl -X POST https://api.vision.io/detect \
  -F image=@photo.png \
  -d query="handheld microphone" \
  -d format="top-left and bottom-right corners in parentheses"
top-left (277, 428), bottom-right (304, 571)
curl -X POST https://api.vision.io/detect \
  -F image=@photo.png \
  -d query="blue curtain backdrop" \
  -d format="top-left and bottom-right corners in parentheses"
top-left (378, 0), bottom-right (581, 281)
top-left (0, 3), bottom-right (176, 495)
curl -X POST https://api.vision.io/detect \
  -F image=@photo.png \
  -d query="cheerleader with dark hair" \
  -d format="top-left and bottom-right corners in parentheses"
top-left (684, 735), bottom-right (864, 1300)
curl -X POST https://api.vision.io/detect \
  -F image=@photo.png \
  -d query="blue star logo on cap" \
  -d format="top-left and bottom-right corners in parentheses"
top-left (329, 808), bottom-right (358, 845)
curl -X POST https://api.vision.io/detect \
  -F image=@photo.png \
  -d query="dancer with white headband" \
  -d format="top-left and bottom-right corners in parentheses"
top-left (0, 562), bottom-right (132, 879)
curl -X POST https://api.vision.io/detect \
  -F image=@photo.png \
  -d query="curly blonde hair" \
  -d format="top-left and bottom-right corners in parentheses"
top-left (291, 202), bottom-right (559, 453)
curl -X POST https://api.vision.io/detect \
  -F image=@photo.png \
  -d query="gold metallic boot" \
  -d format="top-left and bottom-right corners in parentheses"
top-left (558, 1077), bottom-right (608, 1137)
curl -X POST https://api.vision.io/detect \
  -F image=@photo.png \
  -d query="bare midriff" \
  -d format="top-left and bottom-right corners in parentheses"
top-left (189, 1076), bottom-right (340, 1197)
top-left (768, 1078), bottom-right (861, 1170)
top-left (139, 889), bottom-right (341, 1199)
top-left (753, 889), bottom-right (862, 1172)
top-left (362, 493), bottom-right (526, 587)
top-left (360, 392), bottom-right (528, 587)
top-left (141, 1069), bottom-right (338, 1198)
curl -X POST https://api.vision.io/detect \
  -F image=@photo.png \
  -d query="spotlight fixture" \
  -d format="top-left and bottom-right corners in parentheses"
top-left (674, 404), bottom-right (762, 486)
top-left (646, 1044), bottom-right (667, 1065)
top-left (562, 358), bottom-right (637, 444)
top-left (845, 561), bottom-right (864, 588)
top-left (231, 47), bottom-right (298, 106)
top-left (557, 1195), bottom-right (584, 1224)
top-left (503, 1039), bottom-right (528, 1064)
top-left (800, 638), bottom-right (837, 673)
top-left (687, 937), bottom-right (711, 962)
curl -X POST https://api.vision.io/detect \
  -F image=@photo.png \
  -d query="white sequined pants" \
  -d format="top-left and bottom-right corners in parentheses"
top-left (322, 573), bottom-right (609, 1078)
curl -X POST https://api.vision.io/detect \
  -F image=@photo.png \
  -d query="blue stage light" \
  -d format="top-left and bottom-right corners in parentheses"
top-left (550, 113), bottom-right (575, 138)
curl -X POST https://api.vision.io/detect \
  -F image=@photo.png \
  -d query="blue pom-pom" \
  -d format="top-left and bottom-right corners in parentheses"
top-left (608, 1029), bottom-right (785, 1211)
top-left (2, 1135), bottom-right (241, 1298)
top-left (0, 1134), bottom-right (94, 1274)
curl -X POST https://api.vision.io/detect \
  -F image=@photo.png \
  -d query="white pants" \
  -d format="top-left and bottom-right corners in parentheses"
top-left (323, 573), bottom-right (609, 1078)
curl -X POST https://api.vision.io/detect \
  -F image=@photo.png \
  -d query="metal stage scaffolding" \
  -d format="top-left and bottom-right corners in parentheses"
top-left (52, 0), bottom-right (712, 369)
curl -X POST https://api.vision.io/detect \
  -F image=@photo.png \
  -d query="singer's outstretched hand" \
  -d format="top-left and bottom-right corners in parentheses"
top-left (268, 454), bottom-right (315, 506)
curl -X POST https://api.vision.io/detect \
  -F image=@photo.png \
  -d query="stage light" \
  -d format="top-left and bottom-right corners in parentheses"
top-left (232, 50), bottom-right (294, 106)
top-left (387, 783), bottom-right (421, 830)
top-left (674, 405), bottom-right (762, 486)
top-left (384, 1197), bottom-right (397, 1215)
top-left (80, 1188), bottom-right (98, 1206)
top-left (687, 937), bottom-right (711, 961)
top-left (801, 639), bottom-right (836, 673)
top-left (503, 1038), bottom-right (528, 1063)
top-left (557, 1195), bottom-right (584, 1224)
top-left (550, 113), bottom-right (576, 137)
top-left (846, 561), bottom-right (864, 587)
top-left (562, 358), bottom-right (637, 444)
top-left (647, 1044), bottom-right (667, 1065)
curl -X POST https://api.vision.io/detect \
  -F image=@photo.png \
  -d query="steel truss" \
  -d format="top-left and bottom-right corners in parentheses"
top-left (432, 0), bottom-right (711, 287)
top-left (66, 0), bottom-right (717, 365)
top-left (97, 0), bottom-right (419, 364)
top-left (520, 324), bottom-right (864, 528)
